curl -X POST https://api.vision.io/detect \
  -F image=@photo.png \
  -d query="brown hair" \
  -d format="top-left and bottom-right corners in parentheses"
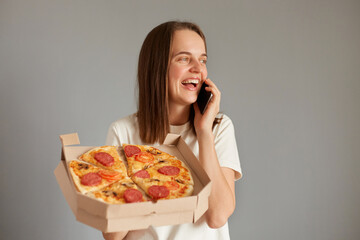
top-left (137, 21), bottom-right (213, 144)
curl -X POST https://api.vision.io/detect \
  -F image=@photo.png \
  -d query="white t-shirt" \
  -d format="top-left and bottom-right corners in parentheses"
top-left (106, 113), bottom-right (242, 240)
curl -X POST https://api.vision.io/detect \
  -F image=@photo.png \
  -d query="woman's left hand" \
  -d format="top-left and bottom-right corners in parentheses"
top-left (193, 78), bottom-right (221, 136)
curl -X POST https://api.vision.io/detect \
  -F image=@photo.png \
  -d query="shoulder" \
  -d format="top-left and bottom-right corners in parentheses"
top-left (218, 113), bottom-right (233, 126)
top-left (214, 113), bottom-right (235, 135)
top-left (109, 113), bottom-right (137, 130)
top-left (106, 113), bottom-right (140, 145)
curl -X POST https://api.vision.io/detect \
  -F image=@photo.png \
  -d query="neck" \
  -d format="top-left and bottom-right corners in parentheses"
top-left (168, 103), bottom-right (191, 125)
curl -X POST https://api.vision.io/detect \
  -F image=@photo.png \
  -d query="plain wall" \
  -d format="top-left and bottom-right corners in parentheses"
top-left (1, 0), bottom-right (359, 239)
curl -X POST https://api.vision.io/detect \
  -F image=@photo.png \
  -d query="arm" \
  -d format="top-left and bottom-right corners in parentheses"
top-left (198, 132), bottom-right (236, 228)
top-left (194, 78), bottom-right (237, 228)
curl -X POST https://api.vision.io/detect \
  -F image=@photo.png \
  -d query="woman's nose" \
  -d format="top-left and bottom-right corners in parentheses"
top-left (190, 60), bottom-right (204, 73)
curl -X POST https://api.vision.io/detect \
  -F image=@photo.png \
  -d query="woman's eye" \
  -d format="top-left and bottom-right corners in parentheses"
top-left (200, 59), bottom-right (207, 64)
top-left (178, 57), bottom-right (189, 62)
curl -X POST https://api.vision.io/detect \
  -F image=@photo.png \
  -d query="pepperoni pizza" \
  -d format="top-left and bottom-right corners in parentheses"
top-left (67, 144), bottom-right (194, 204)
top-left (86, 179), bottom-right (146, 204)
top-left (123, 144), bottom-right (194, 200)
top-left (122, 144), bottom-right (174, 176)
top-left (68, 160), bottom-right (125, 194)
top-left (79, 145), bottom-right (127, 174)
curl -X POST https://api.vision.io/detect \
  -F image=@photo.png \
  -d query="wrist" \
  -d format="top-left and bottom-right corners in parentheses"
top-left (196, 130), bottom-right (214, 141)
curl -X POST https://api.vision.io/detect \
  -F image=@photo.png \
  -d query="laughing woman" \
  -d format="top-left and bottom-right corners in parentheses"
top-left (103, 21), bottom-right (242, 240)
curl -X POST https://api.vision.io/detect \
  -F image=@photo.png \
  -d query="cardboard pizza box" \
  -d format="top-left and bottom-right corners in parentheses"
top-left (54, 133), bottom-right (212, 232)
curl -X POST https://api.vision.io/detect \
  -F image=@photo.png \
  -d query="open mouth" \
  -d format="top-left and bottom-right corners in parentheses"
top-left (181, 79), bottom-right (200, 88)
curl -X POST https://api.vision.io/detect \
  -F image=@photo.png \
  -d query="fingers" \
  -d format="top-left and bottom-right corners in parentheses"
top-left (203, 78), bottom-right (221, 110)
top-left (204, 79), bottom-right (220, 97)
top-left (193, 78), bottom-right (221, 134)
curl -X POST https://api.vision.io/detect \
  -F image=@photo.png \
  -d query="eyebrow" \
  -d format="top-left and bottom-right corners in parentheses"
top-left (173, 51), bottom-right (207, 58)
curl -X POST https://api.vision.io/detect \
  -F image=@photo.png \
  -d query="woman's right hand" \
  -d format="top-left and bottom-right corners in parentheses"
top-left (193, 78), bottom-right (221, 136)
top-left (102, 231), bottom-right (128, 240)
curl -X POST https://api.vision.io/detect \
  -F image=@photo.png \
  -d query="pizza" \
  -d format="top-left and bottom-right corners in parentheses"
top-left (139, 158), bottom-right (194, 185)
top-left (123, 144), bottom-right (194, 200)
top-left (86, 179), bottom-right (146, 204)
top-left (79, 145), bottom-right (127, 174)
top-left (132, 177), bottom-right (194, 200)
top-left (68, 160), bottom-right (125, 194)
top-left (68, 143), bottom-right (194, 204)
top-left (122, 144), bottom-right (172, 176)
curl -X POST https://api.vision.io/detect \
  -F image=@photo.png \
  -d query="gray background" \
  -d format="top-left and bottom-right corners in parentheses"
top-left (1, 0), bottom-right (359, 239)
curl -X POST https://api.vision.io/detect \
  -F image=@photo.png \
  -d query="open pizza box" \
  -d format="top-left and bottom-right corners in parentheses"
top-left (54, 132), bottom-right (212, 232)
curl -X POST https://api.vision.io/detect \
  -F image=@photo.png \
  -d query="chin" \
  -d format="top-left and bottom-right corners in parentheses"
top-left (175, 93), bottom-right (198, 106)
top-left (186, 97), bottom-right (198, 105)
top-left (178, 99), bottom-right (196, 107)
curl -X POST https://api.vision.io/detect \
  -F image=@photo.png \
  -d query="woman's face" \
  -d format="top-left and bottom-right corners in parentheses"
top-left (168, 30), bottom-right (208, 108)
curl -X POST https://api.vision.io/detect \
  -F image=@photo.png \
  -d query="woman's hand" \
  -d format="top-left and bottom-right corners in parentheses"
top-left (193, 78), bottom-right (221, 136)
top-left (102, 231), bottom-right (128, 240)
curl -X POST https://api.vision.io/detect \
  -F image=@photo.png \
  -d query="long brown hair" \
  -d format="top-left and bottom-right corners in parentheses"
top-left (137, 21), bottom-right (208, 144)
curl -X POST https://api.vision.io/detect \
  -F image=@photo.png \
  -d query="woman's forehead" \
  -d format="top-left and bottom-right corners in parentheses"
top-left (171, 30), bottom-right (206, 54)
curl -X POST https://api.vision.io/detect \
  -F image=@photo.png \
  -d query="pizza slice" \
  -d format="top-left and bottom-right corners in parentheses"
top-left (78, 145), bottom-right (127, 175)
top-left (122, 144), bottom-right (164, 176)
top-left (86, 178), bottom-right (147, 204)
top-left (68, 160), bottom-right (125, 194)
top-left (133, 178), bottom-right (194, 200)
top-left (130, 158), bottom-right (194, 200)
top-left (132, 158), bottom-right (194, 186)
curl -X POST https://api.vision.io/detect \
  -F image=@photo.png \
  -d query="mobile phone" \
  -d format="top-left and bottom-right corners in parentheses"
top-left (196, 83), bottom-right (213, 114)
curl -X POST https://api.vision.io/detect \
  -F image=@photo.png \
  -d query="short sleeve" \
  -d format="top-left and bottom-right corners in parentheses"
top-left (214, 114), bottom-right (242, 180)
top-left (105, 114), bottom-right (140, 146)
top-left (105, 122), bottom-right (121, 146)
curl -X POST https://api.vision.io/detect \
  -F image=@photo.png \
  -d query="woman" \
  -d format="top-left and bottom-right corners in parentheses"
top-left (103, 21), bottom-right (242, 240)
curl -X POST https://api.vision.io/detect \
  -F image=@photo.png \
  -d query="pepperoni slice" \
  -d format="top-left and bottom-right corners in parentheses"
top-left (123, 189), bottom-right (143, 203)
top-left (133, 170), bottom-right (150, 178)
top-left (148, 185), bottom-right (169, 199)
top-left (124, 145), bottom-right (141, 157)
top-left (158, 166), bottom-right (180, 176)
top-left (94, 152), bottom-right (114, 167)
top-left (81, 172), bottom-right (102, 186)
top-left (135, 152), bottom-right (154, 163)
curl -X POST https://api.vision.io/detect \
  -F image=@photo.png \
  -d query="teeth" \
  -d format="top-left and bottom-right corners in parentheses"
top-left (182, 79), bottom-right (199, 84)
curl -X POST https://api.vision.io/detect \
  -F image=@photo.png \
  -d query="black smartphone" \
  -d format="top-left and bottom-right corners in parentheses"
top-left (196, 83), bottom-right (213, 114)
